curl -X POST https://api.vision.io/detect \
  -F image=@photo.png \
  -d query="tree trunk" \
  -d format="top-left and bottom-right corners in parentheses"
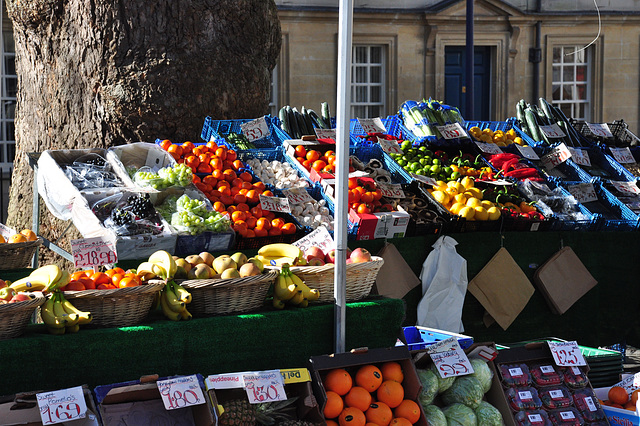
top-left (5, 0), bottom-right (281, 266)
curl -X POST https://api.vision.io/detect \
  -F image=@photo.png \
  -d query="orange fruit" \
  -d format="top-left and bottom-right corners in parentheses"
top-left (91, 272), bottom-right (111, 286)
top-left (295, 145), bottom-right (307, 158)
top-left (250, 206), bottom-right (263, 218)
top-left (381, 362), bottom-right (404, 383)
top-left (119, 276), bottom-right (140, 288)
top-left (312, 160), bottom-right (327, 171)
top-left (160, 139), bottom-right (172, 150)
top-left (609, 386), bottom-right (629, 405)
top-left (325, 368), bottom-right (353, 396)
top-left (631, 389), bottom-right (640, 404)
top-left (244, 229), bottom-right (256, 238)
top-left (306, 150), bottom-right (320, 162)
top-left (181, 141), bottom-right (195, 154)
top-left (256, 217), bottom-right (271, 231)
top-left (339, 407), bottom-right (367, 426)
top-left (377, 381), bottom-right (404, 409)
top-left (624, 401), bottom-right (637, 411)
top-left (245, 216), bottom-right (257, 229)
top-left (231, 210), bottom-right (247, 222)
top-left (167, 144), bottom-right (183, 157)
top-left (324, 391), bottom-right (345, 419)
top-left (356, 365), bottom-right (383, 393)
top-left (390, 418), bottom-right (413, 426)
top-left (8, 233), bottom-right (27, 243)
top-left (344, 386), bottom-right (372, 412)
top-left (65, 280), bottom-right (86, 291)
top-left (271, 217), bottom-right (285, 229)
top-left (185, 155), bottom-right (200, 170)
top-left (71, 270), bottom-right (90, 281)
top-left (281, 223), bottom-right (297, 235)
top-left (267, 226), bottom-right (282, 236)
top-left (254, 227), bottom-right (268, 237)
top-left (110, 273), bottom-right (125, 287)
top-left (393, 400), bottom-right (420, 424)
top-left (0, 234), bottom-right (5, 243)
top-left (366, 402), bottom-right (393, 426)
top-left (19, 229), bottom-right (38, 241)
top-left (326, 421), bottom-right (339, 426)
top-left (78, 277), bottom-right (96, 290)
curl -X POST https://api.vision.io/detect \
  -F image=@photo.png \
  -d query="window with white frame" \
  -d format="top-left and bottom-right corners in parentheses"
top-left (0, 1), bottom-right (15, 168)
top-left (351, 45), bottom-right (385, 119)
top-left (269, 65), bottom-right (278, 117)
top-left (552, 46), bottom-right (591, 121)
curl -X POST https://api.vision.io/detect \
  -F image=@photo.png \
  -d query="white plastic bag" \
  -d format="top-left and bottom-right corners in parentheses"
top-left (417, 235), bottom-right (468, 333)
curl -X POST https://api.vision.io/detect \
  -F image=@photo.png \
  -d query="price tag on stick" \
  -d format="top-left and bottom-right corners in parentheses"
top-left (282, 187), bottom-right (314, 205)
top-left (378, 137), bottom-right (403, 155)
top-left (609, 147), bottom-right (636, 164)
top-left (436, 123), bottom-right (469, 140)
top-left (157, 375), bottom-right (206, 410)
top-left (243, 370), bottom-right (287, 404)
top-left (540, 124), bottom-right (567, 139)
top-left (568, 147), bottom-right (591, 167)
top-left (241, 117), bottom-right (271, 142)
top-left (427, 336), bottom-right (474, 378)
top-left (37, 386), bottom-right (87, 425)
top-left (71, 236), bottom-right (118, 269)
top-left (259, 195), bottom-right (291, 214)
top-left (567, 183), bottom-right (598, 204)
top-left (474, 141), bottom-right (503, 154)
top-left (292, 226), bottom-right (334, 255)
top-left (548, 341), bottom-right (587, 367)
top-left (516, 144), bottom-right (540, 160)
top-left (608, 180), bottom-right (640, 195)
top-left (541, 143), bottom-right (572, 170)
top-left (315, 128), bottom-right (336, 141)
top-left (377, 182), bottom-right (405, 198)
top-left (586, 122), bottom-right (613, 138)
top-left (358, 117), bottom-right (387, 134)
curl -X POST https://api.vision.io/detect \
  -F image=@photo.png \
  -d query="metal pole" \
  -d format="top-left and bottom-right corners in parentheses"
top-left (465, 0), bottom-right (474, 119)
top-left (334, 0), bottom-right (353, 354)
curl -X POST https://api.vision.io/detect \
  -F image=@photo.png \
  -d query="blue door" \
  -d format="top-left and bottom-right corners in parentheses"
top-left (444, 46), bottom-right (491, 121)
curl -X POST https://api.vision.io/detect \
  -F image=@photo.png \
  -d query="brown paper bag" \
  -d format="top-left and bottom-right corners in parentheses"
top-left (374, 242), bottom-right (420, 299)
top-left (533, 246), bottom-right (597, 314)
top-left (467, 247), bottom-right (535, 330)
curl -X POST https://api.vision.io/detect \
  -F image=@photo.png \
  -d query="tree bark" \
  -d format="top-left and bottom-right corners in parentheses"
top-left (5, 0), bottom-right (281, 265)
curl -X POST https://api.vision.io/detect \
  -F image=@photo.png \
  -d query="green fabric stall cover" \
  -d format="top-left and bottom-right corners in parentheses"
top-left (0, 296), bottom-right (404, 396)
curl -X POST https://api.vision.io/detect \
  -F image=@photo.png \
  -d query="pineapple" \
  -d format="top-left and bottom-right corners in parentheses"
top-left (219, 398), bottom-right (256, 426)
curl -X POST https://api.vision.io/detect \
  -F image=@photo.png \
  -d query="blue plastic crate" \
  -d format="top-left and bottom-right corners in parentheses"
top-left (572, 146), bottom-right (637, 182)
top-left (466, 118), bottom-right (543, 148)
top-left (401, 326), bottom-right (474, 351)
top-left (350, 116), bottom-right (421, 145)
top-left (200, 115), bottom-right (290, 150)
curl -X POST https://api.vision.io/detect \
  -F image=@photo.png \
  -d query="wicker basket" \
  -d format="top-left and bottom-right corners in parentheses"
top-left (62, 281), bottom-right (165, 328)
top-left (178, 270), bottom-right (278, 316)
top-left (0, 238), bottom-right (42, 270)
top-left (288, 256), bottom-right (384, 303)
top-left (0, 294), bottom-right (46, 340)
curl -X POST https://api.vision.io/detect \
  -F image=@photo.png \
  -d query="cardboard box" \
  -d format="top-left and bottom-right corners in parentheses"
top-left (0, 385), bottom-right (100, 426)
top-left (595, 386), bottom-right (639, 426)
top-left (308, 345), bottom-right (428, 425)
top-left (106, 142), bottom-right (177, 189)
top-left (205, 368), bottom-right (323, 424)
top-left (93, 374), bottom-right (215, 426)
top-left (349, 208), bottom-right (410, 240)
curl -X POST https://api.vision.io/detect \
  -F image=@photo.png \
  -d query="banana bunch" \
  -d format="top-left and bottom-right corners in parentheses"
top-left (272, 263), bottom-right (319, 309)
top-left (41, 291), bottom-right (92, 335)
top-left (158, 280), bottom-right (193, 321)
top-left (136, 250), bottom-right (178, 281)
top-left (10, 265), bottom-right (71, 293)
top-left (257, 243), bottom-right (307, 267)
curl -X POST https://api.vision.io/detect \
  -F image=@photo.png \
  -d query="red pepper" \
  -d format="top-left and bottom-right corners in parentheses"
top-left (488, 153), bottom-right (520, 169)
top-left (504, 167), bottom-right (540, 179)
top-left (501, 158), bottom-right (521, 172)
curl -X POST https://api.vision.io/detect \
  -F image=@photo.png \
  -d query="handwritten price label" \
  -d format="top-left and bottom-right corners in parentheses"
top-left (540, 124), bottom-right (567, 139)
top-left (568, 147), bottom-right (591, 167)
top-left (608, 180), bottom-right (640, 195)
top-left (548, 341), bottom-right (587, 367)
top-left (244, 370), bottom-right (287, 404)
top-left (437, 123), bottom-right (468, 140)
top-left (260, 195), bottom-right (291, 213)
top-left (315, 128), bottom-right (337, 140)
top-left (358, 117), bottom-right (387, 134)
top-left (611, 372), bottom-right (640, 394)
top-left (378, 182), bottom-right (405, 198)
top-left (37, 386), bottom-right (87, 425)
top-left (541, 143), bottom-right (572, 170)
top-left (282, 187), bottom-right (314, 205)
top-left (411, 174), bottom-right (437, 186)
top-left (567, 183), bottom-right (598, 204)
top-left (474, 141), bottom-right (503, 154)
top-left (427, 336), bottom-right (474, 379)
top-left (0, 223), bottom-right (16, 240)
top-left (610, 147), bottom-right (636, 164)
top-left (157, 375), bottom-right (206, 410)
top-left (292, 226), bottom-right (334, 255)
top-left (241, 117), bottom-right (271, 142)
top-left (378, 137), bottom-right (403, 155)
top-left (71, 236), bottom-right (118, 269)
top-left (516, 144), bottom-right (540, 160)
top-left (586, 122), bottom-right (613, 138)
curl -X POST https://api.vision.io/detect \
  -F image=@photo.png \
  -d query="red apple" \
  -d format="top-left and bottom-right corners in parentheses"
top-left (350, 247), bottom-right (372, 263)
top-left (8, 293), bottom-right (32, 303)
top-left (307, 257), bottom-right (325, 266)
top-left (305, 246), bottom-right (325, 263)
top-left (325, 249), bottom-right (336, 264)
top-left (0, 287), bottom-right (14, 302)
top-left (346, 258), bottom-right (353, 264)
top-left (0, 279), bottom-right (6, 290)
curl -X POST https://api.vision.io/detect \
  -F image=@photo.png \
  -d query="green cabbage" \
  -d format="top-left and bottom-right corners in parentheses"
top-left (442, 402), bottom-right (478, 426)
top-left (474, 401), bottom-right (503, 426)
top-left (431, 362), bottom-right (456, 394)
top-left (417, 368), bottom-right (439, 406)
top-left (469, 358), bottom-right (493, 393)
top-left (424, 404), bottom-right (448, 426)
top-left (441, 376), bottom-right (485, 409)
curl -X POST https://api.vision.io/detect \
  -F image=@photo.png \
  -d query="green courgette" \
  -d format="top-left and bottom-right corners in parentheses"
top-left (279, 106), bottom-right (290, 136)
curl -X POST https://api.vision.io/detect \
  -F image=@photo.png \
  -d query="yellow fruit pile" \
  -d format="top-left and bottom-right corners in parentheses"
top-left (429, 177), bottom-right (501, 221)
top-left (468, 126), bottom-right (525, 147)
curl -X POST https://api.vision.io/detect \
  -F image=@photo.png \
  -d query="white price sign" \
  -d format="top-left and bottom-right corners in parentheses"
top-left (540, 124), bottom-right (567, 139)
top-left (315, 128), bottom-right (337, 140)
top-left (568, 147), bottom-right (592, 167)
top-left (241, 117), bottom-right (271, 142)
top-left (516, 144), bottom-right (540, 160)
top-left (292, 226), bottom-right (334, 255)
top-left (587, 122), bottom-right (613, 138)
top-left (427, 337), bottom-right (474, 379)
top-left (259, 195), bottom-right (291, 213)
top-left (0, 223), bottom-right (16, 240)
top-left (282, 187), bottom-right (314, 205)
top-left (378, 137), bottom-right (403, 155)
top-left (358, 117), bottom-right (387, 134)
top-left (411, 173), bottom-right (437, 186)
top-left (37, 386), bottom-right (87, 425)
top-left (378, 182), bottom-right (405, 198)
top-left (610, 147), bottom-right (636, 164)
top-left (71, 236), bottom-right (118, 269)
top-left (474, 141), bottom-right (503, 154)
top-left (548, 341), bottom-right (587, 367)
top-left (567, 183), bottom-right (598, 204)
top-left (541, 143), bottom-right (572, 170)
top-left (611, 372), bottom-right (640, 394)
top-left (608, 180), bottom-right (640, 195)
top-left (243, 370), bottom-right (287, 404)
top-left (157, 375), bottom-right (206, 410)
top-left (437, 123), bottom-right (468, 140)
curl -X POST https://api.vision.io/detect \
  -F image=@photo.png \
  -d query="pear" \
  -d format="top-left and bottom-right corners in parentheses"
top-left (220, 268), bottom-right (241, 279)
top-left (246, 257), bottom-right (264, 273)
top-left (239, 263), bottom-right (261, 277)
top-left (213, 256), bottom-right (237, 274)
top-left (230, 252), bottom-right (248, 267)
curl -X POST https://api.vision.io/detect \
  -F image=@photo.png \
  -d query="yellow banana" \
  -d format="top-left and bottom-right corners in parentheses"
top-left (52, 295), bottom-right (79, 326)
top-left (9, 275), bottom-right (48, 293)
top-left (256, 255), bottom-right (297, 267)
top-left (47, 326), bottom-right (66, 335)
top-left (272, 295), bottom-right (285, 309)
top-left (288, 289), bottom-right (304, 305)
top-left (160, 291), bottom-right (182, 321)
top-left (152, 264), bottom-right (167, 279)
top-left (136, 262), bottom-right (158, 281)
top-left (41, 297), bottom-right (66, 329)
top-left (258, 243), bottom-right (303, 261)
top-left (289, 273), bottom-right (320, 302)
top-left (59, 296), bottom-right (92, 325)
top-left (65, 324), bottom-right (80, 333)
top-left (298, 299), bottom-right (309, 308)
top-left (47, 270), bottom-right (71, 292)
top-left (180, 307), bottom-right (193, 320)
top-left (163, 286), bottom-right (186, 313)
top-left (274, 273), bottom-right (297, 301)
top-left (30, 264), bottom-right (62, 284)
top-left (148, 250), bottom-right (178, 278)
top-left (150, 291), bottom-right (162, 310)
top-left (172, 282), bottom-right (192, 304)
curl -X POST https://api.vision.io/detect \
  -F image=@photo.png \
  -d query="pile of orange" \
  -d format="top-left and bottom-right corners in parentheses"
top-left (0, 229), bottom-right (38, 244)
top-left (159, 140), bottom-right (298, 239)
top-left (293, 145), bottom-right (337, 175)
top-left (601, 386), bottom-right (639, 411)
top-left (322, 362), bottom-right (422, 425)
top-left (348, 177), bottom-right (395, 215)
top-left (61, 267), bottom-right (141, 291)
